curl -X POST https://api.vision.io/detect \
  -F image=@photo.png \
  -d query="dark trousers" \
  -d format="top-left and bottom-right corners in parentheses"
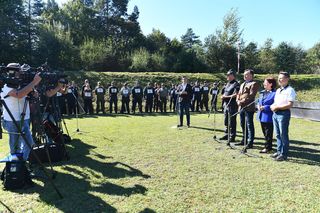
top-left (145, 98), bottom-right (153, 113)
top-left (159, 97), bottom-right (167, 112)
top-left (201, 96), bottom-right (209, 111)
top-left (224, 105), bottom-right (237, 139)
top-left (132, 98), bottom-right (142, 113)
top-left (154, 97), bottom-right (159, 112)
top-left (121, 97), bottom-right (130, 113)
top-left (96, 99), bottom-right (105, 113)
top-left (57, 96), bottom-right (66, 115)
top-left (109, 98), bottom-right (117, 113)
top-left (67, 99), bottom-right (77, 115)
top-left (240, 110), bottom-right (255, 146)
top-left (211, 95), bottom-right (218, 111)
top-left (169, 97), bottom-right (177, 112)
top-left (179, 101), bottom-right (190, 126)
top-left (260, 122), bottom-right (274, 150)
top-left (192, 97), bottom-right (201, 112)
top-left (84, 99), bottom-right (93, 114)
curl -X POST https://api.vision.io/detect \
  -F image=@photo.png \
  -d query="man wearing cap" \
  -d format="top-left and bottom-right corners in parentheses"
top-left (200, 81), bottom-right (210, 112)
top-left (120, 82), bottom-right (131, 114)
top-left (131, 81), bottom-right (143, 113)
top-left (191, 81), bottom-right (201, 112)
top-left (1, 63), bottom-right (42, 160)
top-left (236, 69), bottom-right (259, 149)
top-left (144, 82), bottom-right (155, 113)
top-left (95, 81), bottom-right (106, 114)
top-left (219, 69), bottom-right (240, 142)
top-left (210, 82), bottom-right (219, 111)
top-left (270, 71), bottom-right (296, 161)
top-left (108, 81), bottom-right (118, 114)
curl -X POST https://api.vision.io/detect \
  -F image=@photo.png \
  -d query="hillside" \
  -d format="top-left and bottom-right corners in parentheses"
top-left (65, 71), bottom-right (320, 102)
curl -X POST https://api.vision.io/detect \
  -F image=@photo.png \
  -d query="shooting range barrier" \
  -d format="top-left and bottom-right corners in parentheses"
top-left (291, 101), bottom-right (320, 121)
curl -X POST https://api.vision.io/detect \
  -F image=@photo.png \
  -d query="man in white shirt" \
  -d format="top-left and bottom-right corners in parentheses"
top-left (1, 63), bottom-right (42, 160)
top-left (270, 71), bottom-right (296, 161)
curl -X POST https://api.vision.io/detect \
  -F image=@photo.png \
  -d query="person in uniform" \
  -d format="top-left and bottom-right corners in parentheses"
top-left (210, 82), bottom-right (219, 112)
top-left (66, 81), bottom-right (79, 115)
top-left (144, 82), bottom-right (155, 113)
top-left (158, 83), bottom-right (169, 113)
top-left (95, 81), bottom-right (106, 114)
top-left (153, 83), bottom-right (160, 112)
top-left (83, 82), bottom-right (93, 114)
top-left (236, 69), bottom-right (259, 149)
top-left (219, 70), bottom-right (240, 142)
top-left (192, 81), bottom-right (201, 112)
top-left (120, 82), bottom-right (131, 114)
top-left (131, 81), bottom-right (143, 113)
top-left (169, 83), bottom-right (177, 112)
top-left (108, 81), bottom-right (118, 113)
top-left (200, 81), bottom-right (210, 112)
top-left (270, 71), bottom-right (296, 161)
top-left (176, 76), bottom-right (193, 127)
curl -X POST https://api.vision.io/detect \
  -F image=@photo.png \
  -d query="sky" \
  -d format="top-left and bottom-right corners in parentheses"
top-left (56, 0), bottom-right (320, 49)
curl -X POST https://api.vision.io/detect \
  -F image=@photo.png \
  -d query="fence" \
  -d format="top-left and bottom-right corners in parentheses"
top-left (291, 101), bottom-right (320, 121)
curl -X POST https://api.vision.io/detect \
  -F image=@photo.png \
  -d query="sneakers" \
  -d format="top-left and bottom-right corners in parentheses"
top-left (270, 153), bottom-right (279, 158)
top-left (274, 155), bottom-right (287, 161)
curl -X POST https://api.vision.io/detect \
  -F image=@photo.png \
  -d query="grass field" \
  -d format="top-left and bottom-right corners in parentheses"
top-left (66, 71), bottom-right (320, 102)
top-left (0, 112), bottom-right (320, 212)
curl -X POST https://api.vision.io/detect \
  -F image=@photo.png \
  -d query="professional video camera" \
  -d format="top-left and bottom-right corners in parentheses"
top-left (0, 63), bottom-right (68, 89)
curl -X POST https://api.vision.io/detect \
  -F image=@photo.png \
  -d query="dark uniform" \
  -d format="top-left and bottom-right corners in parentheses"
top-left (200, 83), bottom-right (210, 112)
top-left (158, 85), bottom-right (168, 113)
top-left (108, 85), bottom-right (118, 113)
top-left (169, 85), bottom-right (177, 112)
top-left (192, 83), bottom-right (201, 112)
top-left (177, 81), bottom-right (193, 126)
top-left (221, 74), bottom-right (240, 141)
top-left (66, 84), bottom-right (78, 115)
top-left (95, 85), bottom-right (106, 114)
top-left (120, 85), bottom-right (130, 114)
top-left (144, 85), bottom-right (155, 113)
top-left (153, 84), bottom-right (160, 112)
top-left (210, 83), bottom-right (219, 111)
top-left (56, 92), bottom-right (66, 115)
top-left (83, 86), bottom-right (93, 114)
top-left (132, 85), bottom-right (143, 113)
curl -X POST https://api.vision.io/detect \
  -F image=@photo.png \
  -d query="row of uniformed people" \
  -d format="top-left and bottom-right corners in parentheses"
top-left (55, 79), bottom-right (221, 115)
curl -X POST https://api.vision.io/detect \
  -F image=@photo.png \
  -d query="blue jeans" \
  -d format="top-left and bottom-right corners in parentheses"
top-left (240, 110), bottom-right (255, 146)
top-left (273, 110), bottom-right (291, 158)
top-left (3, 119), bottom-right (34, 161)
top-left (179, 101), bottom-right (190, 126)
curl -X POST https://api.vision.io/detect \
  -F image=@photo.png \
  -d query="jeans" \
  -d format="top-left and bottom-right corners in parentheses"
top-left (240, 110), bottom-right (255, 146)
top-left (179, 101), bottom-right (190, 126)
top-left (3, 119), bottom-right (34, 161)
top-left (273, 110), bottom-right (291, 158)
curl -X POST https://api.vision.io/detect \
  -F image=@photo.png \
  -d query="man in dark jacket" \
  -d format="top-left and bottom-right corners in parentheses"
top-left (200, 81), bottom-right (210, 112)
top-left (108, 81), bottom-right (118, 113)
top-left (95, 81), bottom-right (106, 114)
top-left (144, 82), bottom-right (155, 113)
top-left (176, 76), bottom-right (193, 127)
top-left (192, 81), bottom-right (201, 112)
top-left (132, 81), bottom-right (143, 113)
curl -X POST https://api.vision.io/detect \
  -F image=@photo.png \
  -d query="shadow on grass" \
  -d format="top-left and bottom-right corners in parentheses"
top-left (14, 138), bottom-right (150, 212)
top-left (287, 140), bottom-right (320, 166)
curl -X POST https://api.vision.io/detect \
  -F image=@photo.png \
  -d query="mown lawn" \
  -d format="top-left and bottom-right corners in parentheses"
top-left (0, 113), bottom-right (320, 212)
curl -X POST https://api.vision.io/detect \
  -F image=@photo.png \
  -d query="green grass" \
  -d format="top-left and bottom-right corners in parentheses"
top-left (1, 113), bottom-right (320, 212)
top-left (66, 71), bottom-right (320, 102)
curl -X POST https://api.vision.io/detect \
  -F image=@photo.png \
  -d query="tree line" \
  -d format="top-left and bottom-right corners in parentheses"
top-left (1, 1), bottom-right (319, 74)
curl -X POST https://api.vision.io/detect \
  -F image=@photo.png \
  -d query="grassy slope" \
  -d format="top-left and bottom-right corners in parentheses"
top-left (1, 113), bottom-right (320, 212)
top-left (66, 71), bottom-right (320, 102)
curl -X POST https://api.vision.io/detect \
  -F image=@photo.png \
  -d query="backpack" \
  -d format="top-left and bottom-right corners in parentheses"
top-left (1, 161), bottom-right (33, 190)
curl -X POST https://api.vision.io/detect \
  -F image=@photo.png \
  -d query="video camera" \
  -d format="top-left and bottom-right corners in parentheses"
top-left (0, 63), bottom-right (68, 89)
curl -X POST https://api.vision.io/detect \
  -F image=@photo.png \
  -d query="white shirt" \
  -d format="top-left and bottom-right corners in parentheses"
top-left (273, 85), bottom-right (296, 106)
top-left (0, 84), bottom-right (30, 121)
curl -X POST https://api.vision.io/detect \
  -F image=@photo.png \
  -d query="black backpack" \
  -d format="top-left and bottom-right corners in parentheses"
top-left (1, 161), bottom-right (33, 190)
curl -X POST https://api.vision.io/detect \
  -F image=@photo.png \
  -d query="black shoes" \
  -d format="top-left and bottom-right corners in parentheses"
top-left (260, 148), bottom-right (272, 154)
top-left (219, 135), bottom-right (228, 140)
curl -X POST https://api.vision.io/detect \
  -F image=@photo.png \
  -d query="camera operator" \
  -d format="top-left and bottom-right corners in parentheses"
top-left (1, 63), bottom-right (42, 160)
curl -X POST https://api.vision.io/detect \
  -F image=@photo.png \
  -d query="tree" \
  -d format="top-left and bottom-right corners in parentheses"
top-left (274, 42), bottom-right (297, 72)
top-left (306, 42), bottom-right (320, 73)
top-left (145, 29), bottom-right (169, 53)
top-left (256, 38), bottom-right (277, 73)
top-left (204, 8), bottom-right (243, 72)
top-left (181, 28), bottom-right (201, 49)
top-left (243, 42), bottom-right (259, 70)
